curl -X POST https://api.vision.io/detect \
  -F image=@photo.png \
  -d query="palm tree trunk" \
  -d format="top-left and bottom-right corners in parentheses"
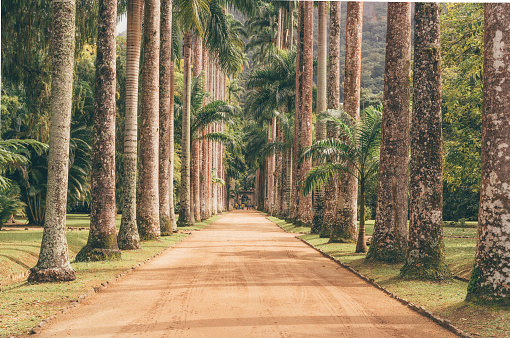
top-left (296, 1), bottom-right (313, 226)
top-left (291, 1), bottom-right (303, 220)
top-left (178, 32), bottom-right (194, 226)
top-left (355, 180), bottom-right (367, 253)
top-left (158, 0), bottom-right (175, 236)
top-left (321, 1), bottom-right (341, 238)
top-left (401, 3), bottom-right (451, 281)
top-left (288, 1), bottom-right (294, 50)
top-left (312, 0), bottom-right (328, 233)
top-left (137, 0), bottom-right (161, 239)
top-left (467, 3), bottom-right (510, 303)
top-left (169, 59), bottom-right (177, 232)
top-left (192, 35), bottom-right (203, 222)
top-left (76, 0), bottom-right (121, 261)
top-left (28, 0), bottom-right (77, 282)
top-left (330, 1), bottom-right (362, 243)
top-left (200, 51), bottom-right (209, 219)
top-left (367, 3), bottom-right (411, 262)
top-left (118, 0), bottom-right (143, 249)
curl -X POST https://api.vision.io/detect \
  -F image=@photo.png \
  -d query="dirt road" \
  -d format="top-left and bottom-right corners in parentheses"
top-left (34, 211), bottom-right (456, 337)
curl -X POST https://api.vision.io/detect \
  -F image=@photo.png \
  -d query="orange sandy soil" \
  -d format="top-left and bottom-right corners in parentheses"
top-left (30, 210), bottom-right (456, 337)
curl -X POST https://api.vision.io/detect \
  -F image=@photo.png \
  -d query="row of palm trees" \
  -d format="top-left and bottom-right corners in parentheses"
top-left (247, 2), bottom-right (510, 304)
top-left (28, 0), bottom-right (249, 282)
top-left (22, 0), bottom-right (510, 304)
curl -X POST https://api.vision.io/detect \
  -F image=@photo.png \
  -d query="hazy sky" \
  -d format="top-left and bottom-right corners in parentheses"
top-left (117, 15), bottom-right (127, 35)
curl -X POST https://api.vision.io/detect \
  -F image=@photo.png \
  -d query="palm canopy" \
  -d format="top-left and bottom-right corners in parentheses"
top-left (299, 106), bottom-right (382, 196)
top-left (174, 0), bottom-right (210, 36)
top-left (245, 49), bottom-right (296, 124)
top-left (205, 1), bottom-right (248, 76)
top-left (174, 74), bottom-right (241, 146)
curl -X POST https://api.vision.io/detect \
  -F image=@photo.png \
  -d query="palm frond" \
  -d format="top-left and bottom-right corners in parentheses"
top-left (301, 162), bottom-right (354, 196)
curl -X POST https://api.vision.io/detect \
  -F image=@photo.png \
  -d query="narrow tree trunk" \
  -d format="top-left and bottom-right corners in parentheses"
top-left (401, 3), bottom-right (451, 281)
top-left (178, 32), bottom-right (194, 226)
top-left (118, 0), bottom-right (143, 249)
top-left (466, 3), bottom-right (510, 304)
top-left (200, 51), bottom-right (209, 219)
top-left (295, 1), bottom-right (314, 226)
top-left (330, 1), bottom-right (362, 243)
top-left (288, 1), bottom-right (294, 50)
top-left (321, 1), bottom-right (341, 238)
top-left (355, 181), bottom-right (367, 253)
top-left (159, 0), bottom-right (174, 236)
top-left (169, 59), bottom-right (177, 232)
top-left (312, 0), bottom-right (328, 233)
top-left (75, 0), bottom-right (121, 261)
top-left (291, 1), bottom-right (303, 220)
top-left (192, 36), bottom-right (203, 222)
top-left (137, 0), bottom-right (161, 239)
top-left (367, 2), bottom-right (411, 262)
top-left (29, 0), bottom-right (77, 282)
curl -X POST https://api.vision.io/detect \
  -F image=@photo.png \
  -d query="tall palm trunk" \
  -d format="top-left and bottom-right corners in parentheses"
top-left (118, 0), bottom-right (143, 249)
top-left (192, 36), bottom-right (203, 222)
top-left (200, 51), bottom-right (210, 220)
top-left (291, 2), bottom-right (303, 220)
top-left (321, 1), bottom-right (341, 238)
top-left (178, 32), bottom-right (194, 226)
top-left (137, 0), bottom-right (161, 239)
top-left (295, 1), bottom-right (313, 226)
top-left (287, 1), bottom-right (294, 50)
top-left (29, 0), bottom-right (77, 282)
top-left (159, 0), bottom-right (175, 236)
top-left (169, 59), bottom-right (177, 232)
top-left (330, 1), bottom-right (362, 244)
top-left (466, 3), bottom-right (510, 303)
top-left (312, 1), bottom-right (328, 233)
top-left (76, 0), bottom-right (121, 261)
top-left (367, 3), bottom-right (411, 262)
top-left (401, 3), bottom-right (451, 280)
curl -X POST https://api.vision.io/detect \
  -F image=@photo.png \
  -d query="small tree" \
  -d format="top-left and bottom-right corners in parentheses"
top-left (300, 107), bottom-right (382, 253)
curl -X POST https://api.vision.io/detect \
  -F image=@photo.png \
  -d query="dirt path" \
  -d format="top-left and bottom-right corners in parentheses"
top-left (33, 211), bottom-right (456, 337)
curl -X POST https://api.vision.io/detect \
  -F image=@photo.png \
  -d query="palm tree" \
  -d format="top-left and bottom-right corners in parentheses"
top-left (174, 0), bottom-right (209, 227)
top-left (312, 0), bottom-right (327, 232)
top-left (158, 0), bottom-right (175, 236)
top-left (367, 3), bottom-right (411, 263)
top-left (28, 0), bottom-right (76, 281)
top-left (300, 107), bottom-right (382, 253)
top-left (75, 0), bottom-right (121, 261)
top-left (400, 3), bottom-right (451, 281)
top-left (118, 0), bottom-right (143, 249)
top-left (137, 0), bottom-right (161, 240)
top-left (294, 1), bottom-right (313, 226)
top-left (466, 3), bottom-right (510, 304)
top-left (334, 1), bottom-right (363, 243)
top-left (191, 36), bottom-right (203, 223)
top-left (245, 49), bottom-right (296, 216)
top-left (321, 1), bottom-right (341, 237)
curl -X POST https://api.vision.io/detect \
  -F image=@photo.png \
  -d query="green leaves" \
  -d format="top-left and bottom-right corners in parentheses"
top-left (300, 107), bottom-right (382, 196)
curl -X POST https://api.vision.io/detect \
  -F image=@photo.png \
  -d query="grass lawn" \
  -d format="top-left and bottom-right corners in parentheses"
top-left (267, 214), bottom-right (507, 338)
top-left (0, 212), bottom-right (227, 337)
top-left (177, 214), bottom-right (221, 231)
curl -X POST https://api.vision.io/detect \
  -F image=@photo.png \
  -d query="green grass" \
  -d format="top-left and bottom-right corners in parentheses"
top-left (267, 217), bottom-right (376, 236)
top-left (65, 214), bottom-right (122, 229)
top-left (274, 218), bottom-right (506, 338)
top-left (177, 214), bottom-right (221, 231)
top-left (267, 216), bottom-right (311, 233)
top-left (0, 232), bottom-right (188, 337)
